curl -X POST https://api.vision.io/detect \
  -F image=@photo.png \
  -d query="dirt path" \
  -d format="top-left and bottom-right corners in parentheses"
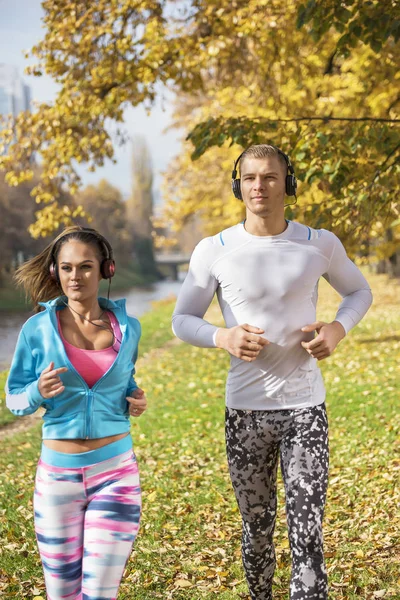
top-left (0, 409), bottom-right (44, 441)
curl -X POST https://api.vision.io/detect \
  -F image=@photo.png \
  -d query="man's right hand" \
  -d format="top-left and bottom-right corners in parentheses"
top-left (215, 324), bottom-right (269, 362)
top-left (38, 361), bottom-right (68, 399)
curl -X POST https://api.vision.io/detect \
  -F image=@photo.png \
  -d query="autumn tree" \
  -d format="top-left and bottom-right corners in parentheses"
top-left (0, 0), bottom-right (398, 267)
top-left (0, 169), bottom-right (76, 283)
top-left (127, 136), bottom-right (153, 238)
top-left (74, 179), bottom-right (131, 264)
top-left (160, 0), bottom-right (400, 268)
top-left (0, 174), bottom-right (43, 283)
top-left (125, 135), bottom-right (158, 276)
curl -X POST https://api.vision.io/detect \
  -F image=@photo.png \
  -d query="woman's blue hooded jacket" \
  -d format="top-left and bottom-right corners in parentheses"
top-left (6, 296), bottom-right (141, 440)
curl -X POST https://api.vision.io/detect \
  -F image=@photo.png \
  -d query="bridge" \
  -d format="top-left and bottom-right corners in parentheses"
top-left (154, 253), bottom-right (191, 280)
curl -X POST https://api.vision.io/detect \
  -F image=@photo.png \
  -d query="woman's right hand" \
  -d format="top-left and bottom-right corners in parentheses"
top-left (38, 361), bottom-right (68, 399)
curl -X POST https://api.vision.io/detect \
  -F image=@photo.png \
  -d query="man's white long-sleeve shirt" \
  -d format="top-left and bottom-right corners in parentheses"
top-left (172, 221), bottom-right (373, 410)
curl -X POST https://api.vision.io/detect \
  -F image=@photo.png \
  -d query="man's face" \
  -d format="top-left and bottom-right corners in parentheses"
top-left (240, 155), bottom-right (286, 217)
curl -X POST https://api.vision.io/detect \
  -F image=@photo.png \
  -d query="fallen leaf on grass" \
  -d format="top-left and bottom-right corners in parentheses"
top-left (174, 579), bottom-right (193, 588)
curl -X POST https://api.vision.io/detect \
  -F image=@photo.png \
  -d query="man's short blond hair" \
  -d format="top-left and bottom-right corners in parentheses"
top-left (239, 144), bottom-right (288, 175)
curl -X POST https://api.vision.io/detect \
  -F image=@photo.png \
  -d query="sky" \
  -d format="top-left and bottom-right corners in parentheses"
top-left (0, 0), bottom-right (182, 201)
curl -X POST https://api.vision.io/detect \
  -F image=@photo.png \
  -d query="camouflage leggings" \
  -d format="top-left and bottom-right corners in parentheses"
top-left (225, 403), bottom-right (329, 600)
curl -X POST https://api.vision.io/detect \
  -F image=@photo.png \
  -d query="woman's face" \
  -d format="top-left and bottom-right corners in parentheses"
top-left (57, 240), bottom-right (102, 302)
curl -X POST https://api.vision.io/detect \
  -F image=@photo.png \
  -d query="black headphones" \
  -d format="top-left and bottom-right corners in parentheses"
top-left (231, 146), bottom-right (297, 200)
top-left (49, 227), bottom-right (116, 284)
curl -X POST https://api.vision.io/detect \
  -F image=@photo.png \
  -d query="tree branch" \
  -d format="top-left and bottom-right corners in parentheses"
top-left (97, 82), bottom-right (119, 99)
top-left (324, 49), bottom-right (338, 75)
top-left (387, 94), bottom-right (400, 113)
top-left (360, 143), bottom-right (400, 195)
top-left (371, 143), bottom-right (400, 184)
top-left (250, 116), bottom-right (400, 124)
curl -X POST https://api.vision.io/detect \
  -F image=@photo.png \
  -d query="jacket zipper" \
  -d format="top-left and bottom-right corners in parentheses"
top-left (86, 390), bottom-right (93, 439)
top-left (49, 306), bottom-right (126, 439)
top-left (85, 353), bottom-right (122, 438)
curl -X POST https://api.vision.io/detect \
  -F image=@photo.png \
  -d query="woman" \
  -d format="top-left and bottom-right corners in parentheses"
top-left (6, 225), bottom-right (147, 600)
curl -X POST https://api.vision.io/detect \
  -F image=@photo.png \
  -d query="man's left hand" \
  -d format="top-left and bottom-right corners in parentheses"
top-left (301, 321), bottom-right (346, 361)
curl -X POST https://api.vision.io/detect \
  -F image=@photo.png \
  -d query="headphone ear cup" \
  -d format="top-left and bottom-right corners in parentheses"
top-left (101, 259), bottom-right (116, 279)
top-left (232, 179), bottom-right (243, 200)
top-left (49, 263), bottom-right (59, 283)
top-left (286, 175), bottom-right (297, 197)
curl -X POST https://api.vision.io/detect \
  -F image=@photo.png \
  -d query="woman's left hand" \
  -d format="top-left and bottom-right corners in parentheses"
top-left (127, 388), bottom-right (147, 417)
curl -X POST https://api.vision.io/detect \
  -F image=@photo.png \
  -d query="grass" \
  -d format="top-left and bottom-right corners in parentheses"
top-left (139, 296), bottom-right (178, 355)
top-left (0, 272), bottom-right (399, 599)
top-left (0, 372), bottom-right (14, 427)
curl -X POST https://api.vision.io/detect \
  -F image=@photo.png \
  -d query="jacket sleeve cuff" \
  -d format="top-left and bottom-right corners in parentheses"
top-left (28, 380), bottom-right (46, 409)
top-left (6, 380), bottom-right (45, 416)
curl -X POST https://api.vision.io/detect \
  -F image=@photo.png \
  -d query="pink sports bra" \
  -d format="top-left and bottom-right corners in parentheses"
top-left (57, 310), bottom-right (122, 388)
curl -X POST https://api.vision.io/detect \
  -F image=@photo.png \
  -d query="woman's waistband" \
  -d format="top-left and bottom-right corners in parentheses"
top-left (40, 434), bottom-right (133, 468)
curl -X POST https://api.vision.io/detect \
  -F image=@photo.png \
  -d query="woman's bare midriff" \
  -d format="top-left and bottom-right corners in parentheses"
top-left (43, 432), bottom-right (129, 453)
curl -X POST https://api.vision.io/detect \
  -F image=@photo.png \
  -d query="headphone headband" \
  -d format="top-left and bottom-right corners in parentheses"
top-left (231, 145), bottom-right (297, 200)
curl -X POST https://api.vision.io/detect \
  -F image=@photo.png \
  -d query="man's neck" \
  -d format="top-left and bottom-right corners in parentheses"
top-left (244, 213), bottom-right (288, 237)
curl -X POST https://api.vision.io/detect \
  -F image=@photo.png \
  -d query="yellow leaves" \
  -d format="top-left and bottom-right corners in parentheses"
top-left (207, 44), bottom-right (220, 57)
top-left (172, 564), bottom-right (233, 591)
top-left (146, 490), bottom-right (158, 502)
top-left (4, 173), bottom-right (22, 187)
top-left (27, 202), bottom-right (89, 238)
top-left (161, 140), bottom-right (245, 240)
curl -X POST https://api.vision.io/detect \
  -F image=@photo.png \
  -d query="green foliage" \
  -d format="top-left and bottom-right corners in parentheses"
top-left (296, 0), bottom-right (400, 54)
top-left (0, 372), bottom-right (14, 427)
top-left (138, 298), bottom-right (177, 355)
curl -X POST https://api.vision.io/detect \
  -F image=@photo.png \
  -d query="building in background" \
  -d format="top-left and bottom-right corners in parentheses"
top-left (0, 63), bottom-right (31, 117)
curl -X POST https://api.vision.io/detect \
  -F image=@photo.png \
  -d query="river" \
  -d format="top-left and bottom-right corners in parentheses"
top-left (0, 278), bottom-right (184, 370)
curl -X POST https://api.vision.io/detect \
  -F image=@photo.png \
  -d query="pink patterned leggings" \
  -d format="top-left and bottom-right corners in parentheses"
top-left (34, 446), bottom-right (141, 600)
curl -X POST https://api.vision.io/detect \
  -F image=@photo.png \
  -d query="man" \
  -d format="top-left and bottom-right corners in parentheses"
top-left (172, 144), bottom-right (372, 600)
